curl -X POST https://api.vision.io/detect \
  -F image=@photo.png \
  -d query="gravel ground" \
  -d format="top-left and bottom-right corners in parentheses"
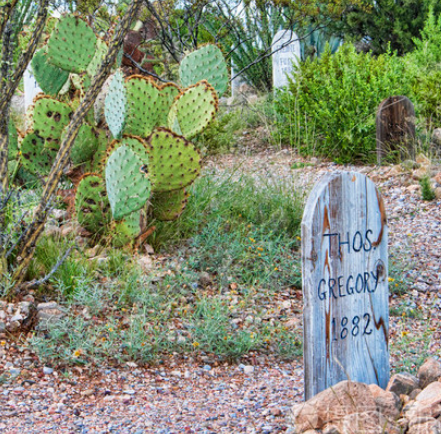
top-left (1, 147), bottom-right (440, 433)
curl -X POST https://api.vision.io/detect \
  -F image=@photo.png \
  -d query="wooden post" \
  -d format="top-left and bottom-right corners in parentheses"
top-left (302, 171), bottom-right (389, 400)
top-left (376, 96), bottom-right (416, 163)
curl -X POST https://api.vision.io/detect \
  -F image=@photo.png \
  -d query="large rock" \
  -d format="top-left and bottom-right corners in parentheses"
top-left (404, 384), bottom-right (441, 420)
top-left (337, 411), bottom-right (401, 434)
top-left (407, 417), bottom-right (441, 434)
top-left (36, 302), bottom-right (65, 331)
top-left (387, 372), bottom-right (420, 396)
top-left (368, 383), bottom-right (401, 421)
top-left (291, 381), bottom-right (376, 432)
top-left (418, 358), bottom-right (441, 389)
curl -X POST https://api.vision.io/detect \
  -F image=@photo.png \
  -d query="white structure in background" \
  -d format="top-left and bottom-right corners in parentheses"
top-left (24, 67), bottom-right (42, 110)
top-left (272, 30), bottom-right (300, 89)
top-left (231, 61), bottom-right (246, 97)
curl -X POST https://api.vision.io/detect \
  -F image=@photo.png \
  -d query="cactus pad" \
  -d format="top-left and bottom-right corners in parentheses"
top-left (8, 120), bottom-right (18, 160)
top-left (47, 15), bottom-right (97, 73)
top-left (124, 75), bottom-right (161, 137)
top-left (31, 49), bottom-right (69, 96)
top-left (111, 209), bottom-right (142, 247)
top-left (157, 83), bottom-right (180, 127)
top-left (168, 80), bottom-right (218, 139)
top-left (151, 188), bottom-right (189, 221)
top-left (32, 97), bottom-right (72, 139)
top-left (87, 38), bottom-right (108, 78)
top-left (75, 174), bottom-right (111, 234)
top-left (105, 145), bottom-right (152, 220)
top-left (69, 124), bottom-right (99, 166)
top-left (20, 133), bottom-right (57, 176)
top-left (179, 44), bottom-right (229, 97)
top-left (105, 71), bottom-right (126, 139)
top-left (147, 128), bottom-right (201, 192)
top-left (107, 136), bottom-right (149, 162)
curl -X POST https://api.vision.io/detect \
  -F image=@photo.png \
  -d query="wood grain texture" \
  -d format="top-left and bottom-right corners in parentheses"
top-left (376, 96), bottom-right (416, 163)
top-left (302, 171), bottom-right (389, 400)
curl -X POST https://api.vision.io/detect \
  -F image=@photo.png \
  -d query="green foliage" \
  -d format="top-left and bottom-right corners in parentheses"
top-left (168, 80), bottom-right (218, 139)
top-left (328, 0), bottom-right (441, 55)
top-left (47, 14), bottom-right (97, 73)
top-left (31, 49), bottom-right (69, 96)
top-left (147, 129), bottom-right (201, 192)
top-left (20, 133), bottom-right (57, 176)
top-left (179, 44), bottom-right (229, 97)
top-left (105, 145), bottom-right (152, 220)
top-left (419, 175), bottom-right (436, 201)
top-left (104, 70), bottom-right (126, 139)
top-left (32, 97), bottom-right (73, 139)
top-left (275, 43), bottom-right (410, 163)
top-left (75, 174), bottom-right (111, 235)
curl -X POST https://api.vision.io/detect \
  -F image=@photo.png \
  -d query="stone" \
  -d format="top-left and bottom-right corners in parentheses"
top-left (322, 425), bottom-right (341, 434)
top-left (43, 366), bottom-right (54, 375)
top-left (337, 411), bottom-right (401, 434)
top-left (44, 225), bottom-right (61, 238)
top-left (413, 167), bottom-right (430, 180)
top-left (291, 381), bottom-right (376, 432)
top-left (51, 209), bottom-right (69, 222)
top-left (416, 382), bottom-right (441, 402)
top-left (407, 417), bottom-right (441, 434)
top-left (272, 30), bottom-right (301, 89)
top-left (198, 271), bottom-right (212, 287)
top-left (137, 255), bottom-right (153, 272)
top-left (368, 383), bottom-right (401, 421)
top-left (401, 160), bottom-right (420, 171)
top-left (404, 392), bottom-right (441, 420)
top-left (243, 365), bottom-right (254, 374)
top-left (302, 172), bottom-right (389, 399)
top-left (387, 372), bottom-right (420, 396)
top-left (36, 302), bottom-right (65, 331)
top-left (432, 128), bottom-right (441, 146)
top-left (416, 153), bottom-right (431, 166)
top-left (435, 187), bottom-right (441, 199)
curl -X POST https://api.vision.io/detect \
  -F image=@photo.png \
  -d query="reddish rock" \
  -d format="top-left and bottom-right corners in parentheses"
top-left (291, 381), bottom-right (376, 432)
top-left (387, 372), bottom-right (420, 396)
top-left (368, 383), bottom-right (401, 421)
top-left (418, 358), bottom-right (441, 389)
top-left (407, 417), bottom-right (441, 434)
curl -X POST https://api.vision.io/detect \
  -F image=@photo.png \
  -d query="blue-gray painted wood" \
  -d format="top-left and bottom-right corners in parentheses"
top-left (302, 171), bottom-right (389, 400)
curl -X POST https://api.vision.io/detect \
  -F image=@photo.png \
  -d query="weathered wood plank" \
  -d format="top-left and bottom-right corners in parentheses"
top-left (302, 171), bottom-right (389, 400)
top-left (376, 96), bottom-right (416, 163)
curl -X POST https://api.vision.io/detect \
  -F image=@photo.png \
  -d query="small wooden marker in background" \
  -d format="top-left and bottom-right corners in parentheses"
top-left (302, 171), bottom-right (389, 400)
top-left (376, 95), bottom-right (416, 163)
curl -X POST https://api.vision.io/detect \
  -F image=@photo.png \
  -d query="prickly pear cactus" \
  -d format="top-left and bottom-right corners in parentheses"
top-left (157, 83), bottom-right (181, 127)
top-left (86, 39), bottom-right (108, 78)
top-left (168, 80), bottom-right (218, 139)
top-left (47, 15), bottom-right (97, 73)
top-left (124, 75), bottom-right (161, 137)
top-left (32, 97), bottom-right (72, 139)
top-left (31, 49), bottom-right (69, 96)
top-left (151, 188), bottom-right (189, 221)
top-left (20, 133), bottom-right (58, 176)
top-left (105, 71), bottom-right (126, 139)
top-left (110, 210), bottom-right (143, 247)
top-left (107, 136), bottom-right (149, 162)
top-left (69, 124), bottom-right (99, 166)
top-left (105, 145), bottom-right (152, 220)
top-left (179, 44), bottom-right (229, 97)
top-left (147, 128), bottom-right (201, 192)
top-left (75, 174), bottom-right (112, 234)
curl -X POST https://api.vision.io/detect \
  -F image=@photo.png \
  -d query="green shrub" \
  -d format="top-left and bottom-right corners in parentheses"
top-left (275, 43), bottom-right (410, 163)
top-left (419, 175), bottom-right (436, 201)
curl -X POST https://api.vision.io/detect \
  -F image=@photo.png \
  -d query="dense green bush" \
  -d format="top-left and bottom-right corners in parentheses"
top-left (275, 43), bottom-right (410, 163)
top-left (276, 10), bottom-right (441, 164)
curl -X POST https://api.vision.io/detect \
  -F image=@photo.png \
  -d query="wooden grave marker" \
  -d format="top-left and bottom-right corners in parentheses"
top-left (302, 171), bottom-right (389, 400)
top-left (376, 95), bottom-right (416, 163)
